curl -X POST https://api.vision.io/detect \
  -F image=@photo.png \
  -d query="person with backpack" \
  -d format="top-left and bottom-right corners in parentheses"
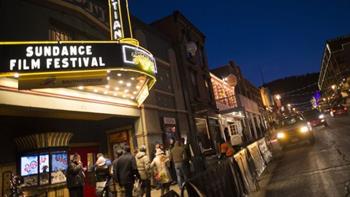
top-left (151, 148), bottom-right (171, 196)
top-left (95, 153), bottom-right (112, 197)
top-left (135, 145), bottom-right (151, 197)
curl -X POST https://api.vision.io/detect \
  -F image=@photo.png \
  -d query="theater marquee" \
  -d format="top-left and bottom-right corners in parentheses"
top-left (0, 0), bottom-right (157, 106)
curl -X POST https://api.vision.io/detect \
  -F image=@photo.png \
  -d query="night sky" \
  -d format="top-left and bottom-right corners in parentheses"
top-left (129, 0), bottom-right (350, 86)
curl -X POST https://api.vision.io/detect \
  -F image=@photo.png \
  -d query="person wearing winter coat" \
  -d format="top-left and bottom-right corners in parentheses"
top-left (170, 140), bottom-right (187, 189)
top-left (151, 148), bottom-right (171, 195)
top-left (67, 153), bottom-right (85, 197)
top-left (95, 153), bottom-right (112, 197)
top-left (135, 146), bottom-right (151, 197)
top-left (113, 146), bottom-right (139, 197)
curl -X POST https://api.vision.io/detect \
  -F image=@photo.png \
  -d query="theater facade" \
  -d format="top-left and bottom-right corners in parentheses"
top-left (0, 0), bottom-right (190, 196)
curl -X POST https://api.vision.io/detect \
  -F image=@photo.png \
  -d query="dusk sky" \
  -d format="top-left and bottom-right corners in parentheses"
top-left (129, 0), bottom-right (350, 86)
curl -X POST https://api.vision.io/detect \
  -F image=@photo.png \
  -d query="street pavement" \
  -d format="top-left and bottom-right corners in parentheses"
top-left (250, 115), bottom-right (350, 197)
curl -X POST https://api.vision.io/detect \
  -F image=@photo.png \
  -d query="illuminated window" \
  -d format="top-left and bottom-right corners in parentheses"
top-left (49, 26), bottom-right (72, 41)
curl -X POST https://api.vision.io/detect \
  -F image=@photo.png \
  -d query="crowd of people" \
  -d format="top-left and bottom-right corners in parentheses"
top-left (66, 138), bottom-right (190, 197)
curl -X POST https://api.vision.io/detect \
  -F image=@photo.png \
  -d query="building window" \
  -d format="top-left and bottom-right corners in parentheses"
top-left (229, 123), bottom-right (238, 135)
top-left (190, 70), bottom-right (199, 97)
top-left (49, 26), bottom-right (72, 41)
top-left (196, 118), bottom-right (214, 153)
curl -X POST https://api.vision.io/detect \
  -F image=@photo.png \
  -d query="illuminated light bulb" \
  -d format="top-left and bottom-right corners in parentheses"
top-left (126, 82), bottom-right (131, 87)
top-left (94, 89), bottom-right (98, 93)
top-left (117, 73), bottom-right (122, 77)
top-left (131, 77), bottom-right (135, 80)
top-left (119, 80), bottom-right (124, 84)
top-left (114, 87), bottom-right (119, 91)
top-left (104, 91), bottom-right (108, 94)
top-left (124, 89), bottom-right (129, 93)
top-left (14, 73), bottom-right (20, 78)
top-left (107, 76), bottom-right (111, 80)
top-left (78, 86), bottom-right (84, 90)
top-left (133, 91), bottom-right (137, 94)
top-left (105, 85), bottom-right (110, 89)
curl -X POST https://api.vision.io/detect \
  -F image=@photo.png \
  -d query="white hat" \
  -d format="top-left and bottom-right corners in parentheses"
top-left (95, 156), bottom-right (106, 167)
top-left (155, 148), bottom-right (164, 156)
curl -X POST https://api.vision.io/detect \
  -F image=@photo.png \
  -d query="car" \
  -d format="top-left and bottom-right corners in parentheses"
top-left (275, 115), bottom-right (315, 149)
top-left (330, 105), bottom-right (348, 117)
top-left (302, 109), bottom-right (328, 128)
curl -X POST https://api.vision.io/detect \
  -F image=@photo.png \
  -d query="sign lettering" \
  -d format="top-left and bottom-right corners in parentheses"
top-left (109, 0), bottom-right (123, 40)
top-left (0, 42), bottom-right (156, 76)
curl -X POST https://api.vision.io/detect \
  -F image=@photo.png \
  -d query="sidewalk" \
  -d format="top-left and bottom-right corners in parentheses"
top-left (248, 142), bottom-right (283, 197)
top-left (151, 185), bottom-right (182, 196)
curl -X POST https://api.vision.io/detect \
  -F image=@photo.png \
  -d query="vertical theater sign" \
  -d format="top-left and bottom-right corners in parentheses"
top-left (0, 0), bottom-right (157, 107)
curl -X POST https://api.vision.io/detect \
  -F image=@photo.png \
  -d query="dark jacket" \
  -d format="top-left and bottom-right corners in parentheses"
top-left (66, 161), bottom-right (85, 188)
top-left (95, 163), bottom-right (110, 182)
top-left (113, 152), bottom-right (138, 186)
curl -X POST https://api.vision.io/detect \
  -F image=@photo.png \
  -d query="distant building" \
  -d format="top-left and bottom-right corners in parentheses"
top-left (211, 61), bottom-right (266, 143)
top-left (210, 72), bottom-right (245, 146)
top-left (260, 87), bottom-right (275, 108)
top-left (318, 35), bottom-right (350, 104)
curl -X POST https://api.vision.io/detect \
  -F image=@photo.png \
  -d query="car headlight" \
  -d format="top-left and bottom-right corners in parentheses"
top-left (318, 114), bottom-right (325, 119)
top-left (300, 126), bottom-right (309, 133)
top-left (277, 132), bottom-right (286, 139)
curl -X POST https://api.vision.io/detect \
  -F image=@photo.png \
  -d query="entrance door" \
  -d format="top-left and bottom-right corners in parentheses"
top-left (69, 146), bottom-right (99, 197)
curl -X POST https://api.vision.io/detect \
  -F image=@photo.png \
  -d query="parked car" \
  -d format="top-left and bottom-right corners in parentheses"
top-left (330, 105), bottom-right (348, 117)
top-left (275, 115), bottom-right (315, 149)
top-left (302, 109), bottom-right (328, 128)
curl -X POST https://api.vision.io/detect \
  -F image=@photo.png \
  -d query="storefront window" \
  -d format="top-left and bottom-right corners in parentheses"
top-left (195, 118), bottom-right (213, 152)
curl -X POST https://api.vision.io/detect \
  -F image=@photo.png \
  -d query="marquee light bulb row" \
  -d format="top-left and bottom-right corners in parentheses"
top-left (73, 71), bottom-right (148, 101)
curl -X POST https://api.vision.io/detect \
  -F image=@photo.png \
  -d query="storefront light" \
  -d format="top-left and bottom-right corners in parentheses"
top-left (126, 82), bottom-right (131, 87)
top-left (14, 72), bottom-right (20, 78)
top-left (78, 86), bottom-right (84, 90)
top-left (105, 85), bottom-right (110, 89)
top-left (104, 91), bottom-right (108, 94)
top-left (124, 89), bottom-right (129, 93)
top-left (94, 89), bottom-right (98, 93)
top-left (107, 76), bottom-right (111, 80)
top-left (119, 80), bottom-right (124, 84)
top-left (131, 77), bottom-right (135, 80)
top-left (117, 73), bottom-right (122, 77)
top-left (133, 91), bottom-right (137, 94)
top-left (107, 70), bottom-right (111, 73)
top-left (130, 96), bottom-right (135, 99)
top-left (114, 87), bottom-right (119, 91)
top-left (136, 86), bottom-right (141, 89)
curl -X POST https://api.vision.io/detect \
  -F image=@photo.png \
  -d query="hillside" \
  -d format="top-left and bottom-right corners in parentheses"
top-left (263, 73), bottom-right (319, 111)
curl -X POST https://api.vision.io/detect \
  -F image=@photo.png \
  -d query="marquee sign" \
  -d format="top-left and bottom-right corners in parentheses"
top-left (0, 42), bottom-right (156, 76)
top-left (0, 0), bottom-right (156, 105)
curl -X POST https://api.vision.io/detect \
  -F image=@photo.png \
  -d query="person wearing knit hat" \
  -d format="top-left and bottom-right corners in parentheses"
top-left (135, 145), bottom-right (151, 197)
top-left (151, 147), bottom-right (171, 195)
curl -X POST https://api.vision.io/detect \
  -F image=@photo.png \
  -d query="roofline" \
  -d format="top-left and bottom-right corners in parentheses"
top-left (150, 10), bottom-right (206, 39)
